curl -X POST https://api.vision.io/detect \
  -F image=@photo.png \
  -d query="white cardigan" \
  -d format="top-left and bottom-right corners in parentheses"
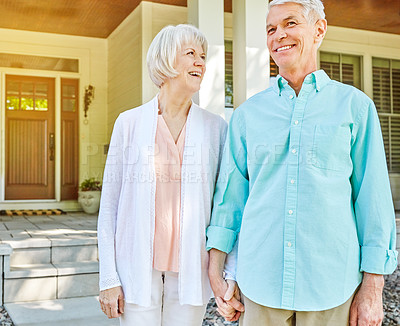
top-left (98, 96), bottom-right (227, 306)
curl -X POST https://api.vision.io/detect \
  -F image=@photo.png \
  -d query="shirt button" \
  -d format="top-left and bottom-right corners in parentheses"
top-left (289, 95), bottom-right (294, 99)
top-left (287, 242), bottom-right (292, 247)
top-left (288, 210), bottom-right (293, 215)
top-left (291, 149), bottom-right (297, 154)
top-left (290, 179), bottom-right (295, 184)
top-left (294, 120), bottom-right (299, 125)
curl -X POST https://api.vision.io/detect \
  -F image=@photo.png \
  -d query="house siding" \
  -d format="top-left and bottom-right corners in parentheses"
top-left (107, 3), bottom-right (142, 138)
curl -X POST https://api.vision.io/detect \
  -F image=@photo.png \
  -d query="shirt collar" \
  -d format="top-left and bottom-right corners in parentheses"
top-left (273, 69), bottom-right (331, 96)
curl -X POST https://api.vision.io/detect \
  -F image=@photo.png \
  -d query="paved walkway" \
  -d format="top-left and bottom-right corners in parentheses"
top-left (5, 296), bottom-right (118, 326)
top-left (0, 212), bottom-right (97, 239)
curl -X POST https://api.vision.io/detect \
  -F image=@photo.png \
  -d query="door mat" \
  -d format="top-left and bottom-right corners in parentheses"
top-left (0, 209), bottom-right (67, 216)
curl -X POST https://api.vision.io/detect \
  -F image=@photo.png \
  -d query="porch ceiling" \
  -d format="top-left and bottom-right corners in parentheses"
top-left (0, 0), bottom-right (398, 38)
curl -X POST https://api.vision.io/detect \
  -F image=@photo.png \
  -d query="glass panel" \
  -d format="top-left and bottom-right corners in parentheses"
top-left (342, 55), bottom-right (361, 89)
top-left (62, 99), bottom-right (76, 112)
top-left (392, 63), bottom-right (400, 114)
top-left (35, 83), bottom-right (48, 97)
top-left (62, 84), bottom-right (76, 98)
top-left (7, 81), bottom-right (19, 95)
top-left (21, 82), bottom-right (34, 96)
top-left (35, 98), bottom-right (48, 111)
top-left (21, 97), bottom-right (34, 110)
top-left (225, 40), bottom-right (233, 108)
top-left (391, 116), bottom-right (400, 173)
top-left (373, 57), bottom-right (390, 69)
top-left (6, 77), bottom-right (52, 112)
top-left (379, 115), bottom-right (390, 170)
top-left (320, 52), bottom-right (340, 63)
top-left (6, 96), bottom-right (19, 110)
top-left (320, 52), bottom-right (340, 81)
top-left (270, 58), bottom-right (279, 77)
top-left (373, 65), bottom-right (391, 113)
top-left (393, 60), bottom-right (400, 70)
top-left (341, 63), bottom-right (354, 86)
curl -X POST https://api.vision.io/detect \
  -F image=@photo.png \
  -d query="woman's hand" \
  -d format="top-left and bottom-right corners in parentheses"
top-left (99, 286), bottom-right (125, 319)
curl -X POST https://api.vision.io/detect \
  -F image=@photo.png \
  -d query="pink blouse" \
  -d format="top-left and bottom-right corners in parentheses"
top-left (153, 115), bottom-right (186, 272)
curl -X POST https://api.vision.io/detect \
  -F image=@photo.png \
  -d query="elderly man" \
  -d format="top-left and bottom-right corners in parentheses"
top-left (206, 0), bottom-right (398, 325)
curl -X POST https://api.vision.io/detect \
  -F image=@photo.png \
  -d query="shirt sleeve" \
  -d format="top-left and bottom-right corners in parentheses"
top-left (350, 100), bottom-right (398, 275)
top-left (224, 239), bottom-right (238, 281)
top-left (97, 116), bottom-right (123, 291)
top-left (206, 109), bottom-right (249, 253)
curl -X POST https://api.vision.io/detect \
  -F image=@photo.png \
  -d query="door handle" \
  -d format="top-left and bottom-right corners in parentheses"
top-left (49, 133), bottom-right (55, 161)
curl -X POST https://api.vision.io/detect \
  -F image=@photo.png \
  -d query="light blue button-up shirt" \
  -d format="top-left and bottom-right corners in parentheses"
top-left (206, 70), bottom-right (398, 311)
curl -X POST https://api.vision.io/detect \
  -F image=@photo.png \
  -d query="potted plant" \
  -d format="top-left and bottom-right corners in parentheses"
top-left (78, 178), bottom-right (102, 214)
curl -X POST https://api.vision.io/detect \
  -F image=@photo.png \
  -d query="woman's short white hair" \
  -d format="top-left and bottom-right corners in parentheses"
top-left (147, 24), bottom-right (208, 88)
top-left (269, 0), bottom-right (325, 23)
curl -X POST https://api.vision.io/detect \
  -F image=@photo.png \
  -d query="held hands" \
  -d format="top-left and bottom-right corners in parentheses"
top-left (349, 273), bottom-right (384, 326)
top-left (99, 286), bottom-right (125, 319)
top-left (210, 273), bottom-right (244, 321)
top-left (216, 279), bottom-right (244, 321)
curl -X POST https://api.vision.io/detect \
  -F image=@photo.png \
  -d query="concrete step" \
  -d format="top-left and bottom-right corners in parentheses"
top-left (4, 261), bottom-right (99, 303)
top-left (5, 296), bottom-right (119, 326)
top-left (1, 233), bottom-right (98, 266)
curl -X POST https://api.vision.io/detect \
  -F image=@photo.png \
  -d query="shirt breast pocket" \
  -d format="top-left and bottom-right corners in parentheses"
top-left (311, 125), bottom-right (351, 172)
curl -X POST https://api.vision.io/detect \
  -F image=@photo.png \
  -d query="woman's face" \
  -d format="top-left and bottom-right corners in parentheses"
top-left (167, 43), bottom-right (206, 94)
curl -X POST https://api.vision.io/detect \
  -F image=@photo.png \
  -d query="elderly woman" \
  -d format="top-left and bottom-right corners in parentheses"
top-left (97, 24), bottom-right (227, 325)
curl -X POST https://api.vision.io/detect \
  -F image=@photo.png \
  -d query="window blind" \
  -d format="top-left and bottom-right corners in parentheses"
top-left (373, 58), bottom-right (400, 172)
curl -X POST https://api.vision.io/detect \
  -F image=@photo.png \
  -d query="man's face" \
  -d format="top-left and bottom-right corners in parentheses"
top-left (266, 3), bottom-right (322, 76)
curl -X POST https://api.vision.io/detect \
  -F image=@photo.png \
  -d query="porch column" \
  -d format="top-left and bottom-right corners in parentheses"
top-left (233, 0), bottom-right (269, 107)
top-left (187, 0), bottom-right (225, 116)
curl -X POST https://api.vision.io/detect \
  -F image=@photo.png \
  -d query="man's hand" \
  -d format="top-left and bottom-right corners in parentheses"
top-left (349, 273), bottom-right (384, 326)
top-left (99, 286), bottom-right (125, 319)
top-left (209, 249), bottom-right (244, 321)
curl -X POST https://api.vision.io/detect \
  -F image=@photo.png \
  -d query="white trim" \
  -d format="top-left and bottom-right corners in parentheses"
top-left (55, 76), bottom-right (61, 202)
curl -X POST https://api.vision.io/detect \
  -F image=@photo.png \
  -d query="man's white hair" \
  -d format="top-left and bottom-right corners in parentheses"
top-left (269, 0), bottom-right (325, 23)
top-left (146, 24), bottom-right (208, 88)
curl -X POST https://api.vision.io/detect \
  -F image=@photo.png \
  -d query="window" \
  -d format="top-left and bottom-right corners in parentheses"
top-left (225, 40), bottom-right (233, 108)
top-left (270, 57), bottom-right (278, 77)
top-left (0, 53), bottom-right (78, 72)
top-left (373, 58), bottom-right (400, 172)
top-left (6, 79), bottom-right (49, 111)
top-left (61, 78), bottom-right (79, 200)
top-left (320, 52), bottom-right (362, 90)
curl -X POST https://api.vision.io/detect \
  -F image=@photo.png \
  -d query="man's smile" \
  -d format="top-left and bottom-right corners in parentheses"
top-left (275, 44), bottom-right (295, 52)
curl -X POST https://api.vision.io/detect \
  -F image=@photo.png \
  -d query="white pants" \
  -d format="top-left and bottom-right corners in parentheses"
top-left (119, 270), bottom-right (207, 326)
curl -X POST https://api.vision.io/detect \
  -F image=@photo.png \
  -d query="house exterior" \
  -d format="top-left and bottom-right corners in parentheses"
top-left (0, 0), bottom-right (399, 210)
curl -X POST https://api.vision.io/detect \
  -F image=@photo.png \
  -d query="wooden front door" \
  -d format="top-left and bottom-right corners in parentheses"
top-left (5, 75), bottom-right (55, 200)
